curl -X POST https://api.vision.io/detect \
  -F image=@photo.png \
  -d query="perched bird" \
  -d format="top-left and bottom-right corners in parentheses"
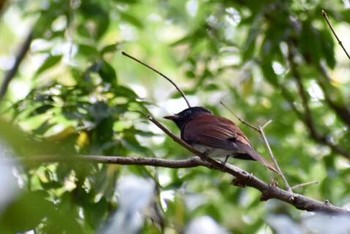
top-left (164, 106), bottom-right (279, 173)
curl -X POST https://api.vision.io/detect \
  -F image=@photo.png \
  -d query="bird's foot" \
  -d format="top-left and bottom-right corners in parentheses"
top-left (220, 155), bottom-right (229, 169)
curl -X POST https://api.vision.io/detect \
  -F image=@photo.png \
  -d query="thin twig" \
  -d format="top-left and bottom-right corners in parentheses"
top-left (220, 101), bottom-right (259, 131)
top-left (122, 51), bottom-right (191, 108)
top-left (261, 119), bottom-right (272, 129)
top-left (322, 10), bottom-right (350, 60)
top-left (288, 41), bottom-right (319, 141)
top-left (220, 101), bottom-right (290, 189)
top-left (259, 124), bottom-right (292, 192)
top-left (0, 29), bottom-right (33, 102)
top-left (292, 181), bottom-right (319, 190)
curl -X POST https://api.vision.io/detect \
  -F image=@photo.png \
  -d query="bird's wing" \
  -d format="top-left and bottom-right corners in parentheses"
top-left (183, 114), bottom-right (251, 151)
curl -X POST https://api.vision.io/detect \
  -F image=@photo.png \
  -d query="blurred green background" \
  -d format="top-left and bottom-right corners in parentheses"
top-left (0, 0), bottom-right (350, 233)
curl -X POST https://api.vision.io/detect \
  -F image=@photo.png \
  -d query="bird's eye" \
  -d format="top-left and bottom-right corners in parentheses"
top-left (185, 110), bottom-right (192, 116)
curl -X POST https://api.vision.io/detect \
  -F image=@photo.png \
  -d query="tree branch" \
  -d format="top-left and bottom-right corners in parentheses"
top-left (15, 155), bottom-right (211, 168)
top-left (7, 151), bottom-right (350, 215)
top-left (286, 42), bottom-right (350, 159)
top-left (148, 115), bottom-right (350, 215)
top-left (317, 64), bottom-right (350, 128)
top-left (258, 123), bottom-right (291, 192)
top-left (0, 29), bottom-right (33, 102)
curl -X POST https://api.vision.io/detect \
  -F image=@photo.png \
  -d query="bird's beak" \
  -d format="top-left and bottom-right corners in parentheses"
top-left (163, 114), bottom-right (179, 120)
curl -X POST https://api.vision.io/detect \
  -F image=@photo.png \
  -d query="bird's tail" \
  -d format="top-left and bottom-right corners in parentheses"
top-left (260, 157), bottom-right (280, 175)
top-left (243, 146), bottom-right (280, 175)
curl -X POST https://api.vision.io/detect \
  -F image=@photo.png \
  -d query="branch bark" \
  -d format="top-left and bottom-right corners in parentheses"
top-left (0, 29), bottom-right (33, 101)
top-left (16, 155), bottom-right (211, 168)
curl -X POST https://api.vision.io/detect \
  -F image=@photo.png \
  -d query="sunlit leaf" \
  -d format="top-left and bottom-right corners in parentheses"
top-left (35, 55), bottom-right (62, 77)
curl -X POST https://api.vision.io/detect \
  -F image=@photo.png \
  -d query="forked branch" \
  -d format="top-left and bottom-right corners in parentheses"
top-left (149, 115), bottom-right (350, 215)
top-left (220, 101), bottom-right (291, 191)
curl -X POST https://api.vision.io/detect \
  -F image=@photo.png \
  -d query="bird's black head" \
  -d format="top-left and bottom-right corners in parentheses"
top-left (164, 106), bottom-right (211, 129)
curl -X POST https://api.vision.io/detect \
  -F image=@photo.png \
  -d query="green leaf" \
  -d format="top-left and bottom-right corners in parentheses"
top-left (242, 15), bottom-right (262, 62)
top-left (99, 60), bottom-right (117, 86)
top-left (319, 29), bottom-right (335, 68)
top-left (83, 197), bottom-right (109, 229)
top-left (0, 190), bottom-right (54, 232)
top-left (260, 60), bottom-right (278, 86)
top-left (32, 119), bottom-right (55, 135)
top-left (114, 85), bottom-right (138, 98)
top-left (100, 43), bottom-right (119, 54)
top-left (80, 2), bottom-right (110, 40)
top-left (79, 43), bottom-right (99, 58)
top-left (35, 55), bottom-right (62, 77)
top-left (120, 12), bottom-right (144, 28)
top-left (30, 104), bottom-right (54, 116)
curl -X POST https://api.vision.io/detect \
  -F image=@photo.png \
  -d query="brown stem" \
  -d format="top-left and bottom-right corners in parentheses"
top-left (322, 10), bottom-right (350, 60)
top-left (219, 101), bottom-right (259, 131)
top-left (11, 155), bottom-right (209, 168)
top-left (122, 51), bottom-right (191, 108)
top-left (292, 181), bottom-right (319, 190)
top-left (0, 29), bottom-right (33, 102)
top-left (258, 124), bottom-right (291, 192)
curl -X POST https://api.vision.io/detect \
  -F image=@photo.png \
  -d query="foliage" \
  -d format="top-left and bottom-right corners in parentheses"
top-left (0, 0), bottom-right (350, 233)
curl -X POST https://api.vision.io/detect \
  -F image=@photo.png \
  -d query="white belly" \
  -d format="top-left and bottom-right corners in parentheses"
top-left (192, 144), bottom-right (233, 158)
